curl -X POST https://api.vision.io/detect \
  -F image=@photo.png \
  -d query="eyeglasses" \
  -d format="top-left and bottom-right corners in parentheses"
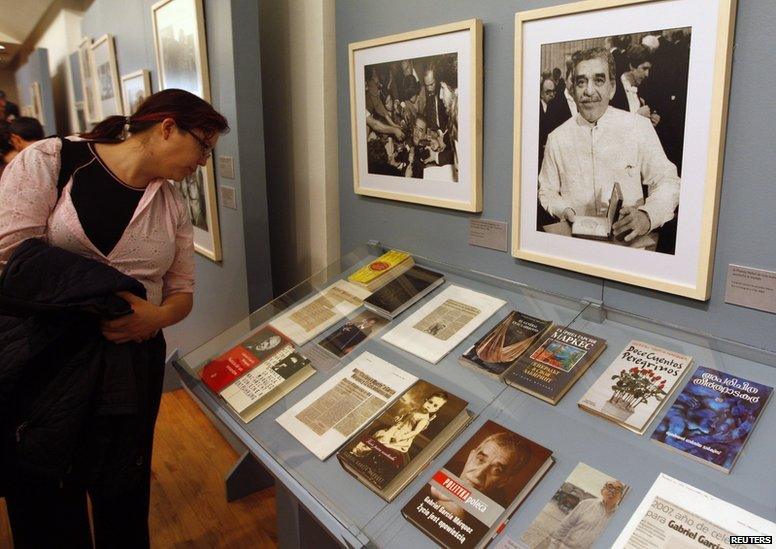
top-left (185, 128), bottom-right (213, 160)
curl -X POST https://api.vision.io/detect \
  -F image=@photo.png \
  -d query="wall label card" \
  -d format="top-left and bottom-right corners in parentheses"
top-left (725, 264), bottom-right (776, 314)
top-left (469, 219), bottom-right (508, 252)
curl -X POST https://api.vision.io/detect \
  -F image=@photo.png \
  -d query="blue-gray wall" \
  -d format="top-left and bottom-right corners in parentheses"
top-left (15, 48), bottom-right (57, 135)
top-left (336, 0), bottom-right (776, 355)
top-left (81, 0), bottom-right (273, 371)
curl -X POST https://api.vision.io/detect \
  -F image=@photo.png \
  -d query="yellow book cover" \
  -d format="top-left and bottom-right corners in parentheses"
top-left (348, 250), bottom-right (411, 285)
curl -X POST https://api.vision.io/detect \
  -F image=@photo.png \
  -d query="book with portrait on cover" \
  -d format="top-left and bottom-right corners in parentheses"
top-left (460, 311), bottom-right (553, 378)
top-left (402, 420), bottom-right (554, 549)
top-left (276, 352), bottom-right (417, 460)
top-left (381, 285), bottom-right (506, 364)
top-left (200, 326), bottom-right (315, 422)
top-left (504, 326), bottom-right (606, 405)
top-left (578, 340), bottom-right (693, 434)
top-left (650, 366), bottom-right (772, 473)
top-left (337, 380), bottom-right (471, 502)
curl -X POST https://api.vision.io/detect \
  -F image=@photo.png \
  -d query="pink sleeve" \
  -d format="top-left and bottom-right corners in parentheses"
top-left (0, 138), bottom-right (61, 267)
top-left (162, 186), bottom-right (195, 299)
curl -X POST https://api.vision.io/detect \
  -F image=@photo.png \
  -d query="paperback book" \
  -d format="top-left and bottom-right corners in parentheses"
top-left (578, 340), bottom-right (693, 434)
top-left (363, 265), bottom-right (445, 319)
top-left (337, 380), bottom-right (471, 501)
top-left (460, 311), bottom-right (552, 378)
top-left (347, 249), bottom-right (415, 292)
top-left (381, 285), bottom-right (506, 364)
top-left (519, 462), bottom-right (629, 549)
top-left (504, 327), bottom-right (607, 405)
top-left (612, 474), bottom-right (775, 548)
top-left (200, 326), bottom-right (315, 422)
top-left (317, 311), bottom-right (389, 359)
top-left (276, 352), bottom-right (417, 460)
top-left (650, 366), bottom-right (772, 473)
top-left (402, 420), bottom-right (554, 549)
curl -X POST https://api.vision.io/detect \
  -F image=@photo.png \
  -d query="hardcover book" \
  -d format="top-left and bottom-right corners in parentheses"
top-left (578, 340), bottom-right (693, 434)
top-left (269, 279), bottom-right (371, 346)
top-left (337, 380), bottom-right (471, 502)
top-left (347, 249), bottom-right (415, 291)
top-left (363, 265), bottom-right (445, 319)
top-left (650, 366), bottom-right (772, 473)
top-left (200, 326), bottom-right (315, 422)
top-left (460, 311), bottom-right (552, 378)
top-left (613, 474), bottom-right (775, 548)
top-left (317, 311), bottom-right (389, 359)
top-left (402, 420), bottom-right (554, 549)
top-left (381, 285), bottom-right (506, 364)
top-left (276, 352), bottom-right (418, 460)
top-left (504, 327), bottom-right (607, 405)
top-left (519, 463), bottom-right (629, 549)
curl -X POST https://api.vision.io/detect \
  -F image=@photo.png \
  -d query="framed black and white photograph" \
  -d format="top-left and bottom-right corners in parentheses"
top-left (152, 0), bottom-right (221, 261)
top-left (77, 37), bottom-right (99, 123)
top-left (512, 0), bottom-right (736, 300)
top-left (89, 34), bottom-right (123, 119)
top-left (30, 82), bottom-right (44, 125)
top-left (349, 19), bottom-right (482, 212)
top-left (120, 70), bottom-right (152, 115)
top-left (67, 52), bottom-right (86, 132)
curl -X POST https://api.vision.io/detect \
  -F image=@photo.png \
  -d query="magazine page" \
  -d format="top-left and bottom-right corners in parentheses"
top-left (269, 279), bottom-right (371, 345)
top-left (612, 474), bottom-right (776, 548)
top-left (382, 285), bottom-right (506, 364)
top-left (276, 352), bottom-right (417, 460)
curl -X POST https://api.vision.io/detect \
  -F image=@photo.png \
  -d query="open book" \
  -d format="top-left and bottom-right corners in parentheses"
top-left (571, 182), bottom-right (623, 240)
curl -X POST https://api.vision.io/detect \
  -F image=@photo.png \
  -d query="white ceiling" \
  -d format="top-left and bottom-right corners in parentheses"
top-left (0, 0), bottom-right (57, 43)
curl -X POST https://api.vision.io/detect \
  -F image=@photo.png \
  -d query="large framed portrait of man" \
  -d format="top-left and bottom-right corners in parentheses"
top-left (349, 19), bottom-right (482, 212)
top-left (512, 0), bottom-right (736, 300)
top-left (152, 0), bottom-right (222, 261)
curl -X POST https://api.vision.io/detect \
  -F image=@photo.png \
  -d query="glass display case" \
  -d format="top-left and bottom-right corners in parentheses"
top-left (173, 242), bottom-right (776, 548)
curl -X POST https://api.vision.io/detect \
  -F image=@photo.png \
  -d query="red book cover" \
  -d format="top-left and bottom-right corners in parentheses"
top-left (200, 326), bottom-right (292, 393)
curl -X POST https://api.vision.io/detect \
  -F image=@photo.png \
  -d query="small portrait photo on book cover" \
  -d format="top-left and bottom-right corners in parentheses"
top-left (318, 311), bottom-right (389, 358)
top-left (519, 462), bottom-right (628, 549)
top-left (348, 381), bottom-right (463, 469)
top-left (241, 327), bottom-right (288, 361)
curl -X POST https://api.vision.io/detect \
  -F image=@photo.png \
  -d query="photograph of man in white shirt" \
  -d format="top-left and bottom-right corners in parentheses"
top-left (538, 46), bottom-right (680, 252)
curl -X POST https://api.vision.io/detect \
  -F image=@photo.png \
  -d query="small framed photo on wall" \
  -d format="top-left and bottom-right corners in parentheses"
top-left (349, 19), bottom-right (483, 212)
top-left (120, 70), bottom-right (152, 115)
top-left (151, 0), bottom-right (221, 262)
top-left (30, 82), bottom-right (45, 125)
top-left (78, 37), bottom-right (99, 124)
top-left (512, 0), bottom-right (736, 300)
top-left (89, 34), bottom-right (123, 119)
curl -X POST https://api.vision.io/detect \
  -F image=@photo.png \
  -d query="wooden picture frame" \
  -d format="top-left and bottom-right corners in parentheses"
top-left (120, 69), bottom-right (152, 115)
top-left (511, 0), bottom-right (736, 300)
top-left (151, 0), bottom-right (221, 261)
top-left (89, 34), bottom-right (123, 119)
top-left (349, 19), bottom-right (482, 212)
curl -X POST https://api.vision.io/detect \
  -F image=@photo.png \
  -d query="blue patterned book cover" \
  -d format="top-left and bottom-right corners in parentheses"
top-left (651, 366), bottom-right (772, 473)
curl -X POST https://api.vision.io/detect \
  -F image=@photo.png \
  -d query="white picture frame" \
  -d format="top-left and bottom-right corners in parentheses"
top-left (511, 0), bottom-right (737, 300)
top-left (89, 34), bottom-right (123, 119)
top-left (77, 37), bottom-right (99, 124)
top-left (120, 69), bottom-right (152, 115)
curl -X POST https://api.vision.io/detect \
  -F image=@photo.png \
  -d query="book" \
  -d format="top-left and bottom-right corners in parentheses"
top-left (504, 327), bottom-right (607, 405)
top-left (612, 473), bottom-right (775, 548)
top-left (337, 380), bottom-right (471, 502)
top-left (571, 182), bottom-right (623, 240)
top-left (276, 352), bottom-right (418, 460)
top-left (402, 420), bottom-right (554, 549)
top-left (460, 311), bottom-right (553, 378)
top-left (200, 326), bottom-right (315, 422)
top-left (650, 366), bottom-right (772, 473)
top-left (269, 279), bottom-right (371, 346)
top-left (519, 463), bottom-right (629, 549)
top-left (381, 285), bottom-right (507, 364)
top-left (578, 340), bottom-right (693, 434)
top-left (317, 311), bottom-right (389, 359)
top-left (348, 249), bottom-right (415, 292)
top-left (200, 326), bottom-right (294, 393)
top-left (363, 265), bottom-right (445, 319)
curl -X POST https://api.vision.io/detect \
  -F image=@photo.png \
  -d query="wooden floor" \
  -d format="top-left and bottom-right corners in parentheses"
top-left (0, 389), bottom-right (278, 548)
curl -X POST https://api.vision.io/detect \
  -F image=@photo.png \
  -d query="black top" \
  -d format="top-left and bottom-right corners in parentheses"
top-left (67, 142), bottom-right (144, 256)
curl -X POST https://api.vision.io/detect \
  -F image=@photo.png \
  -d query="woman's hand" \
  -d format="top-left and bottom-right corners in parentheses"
top-left (101, 292), bottom-right (165, 344)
